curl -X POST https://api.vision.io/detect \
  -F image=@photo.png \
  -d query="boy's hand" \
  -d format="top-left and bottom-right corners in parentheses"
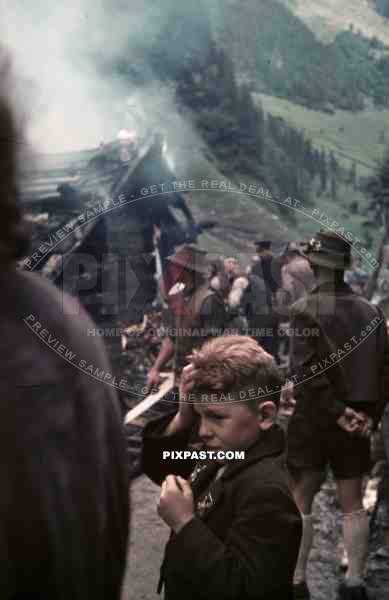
top-left (337, 407), bottom-right (361, 433)
top-left (146, 367), bottom-right (161, 393)
top-left (337, 407), bottom-right (371, 437)
top-left (355, 412), bottom-right (373, 438)
top-left (163, 364), bottom-right (197, 435)
top-left (158, 475), bottom-right (194, 533)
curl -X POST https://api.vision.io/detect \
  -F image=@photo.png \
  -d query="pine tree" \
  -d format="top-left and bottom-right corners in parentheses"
top-left (348, 161), bottom-right (357, 188)
top-left (319, 149), bottom-right (327, 193)
top-left (329, 151), bottom-right (339, 177)
top-left (350, 200), bottom-right (359, 214)
top-left (331, 175), bottom-right (337, 199)
top-left (366, 149), bottom-right (389, 298)
top-left (304, 139), bottom-right (315, 178)
top-left (236, 86), bottom-right (264, 165)
top-left (376, 0), bottom-right (389, 19)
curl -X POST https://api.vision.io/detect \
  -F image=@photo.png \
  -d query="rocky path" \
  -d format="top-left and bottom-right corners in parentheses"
top-left (121, 476), bottom-right (166, 600)
top-left (306, 475), bottom-right (389, 600)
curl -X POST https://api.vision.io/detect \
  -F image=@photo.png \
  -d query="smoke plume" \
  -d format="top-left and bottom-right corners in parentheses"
top-left (0, 0), bottom-right (213, 154)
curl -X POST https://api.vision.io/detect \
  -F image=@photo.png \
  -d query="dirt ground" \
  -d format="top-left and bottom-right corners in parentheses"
top-left (121, 475), bottom-right (167, 600)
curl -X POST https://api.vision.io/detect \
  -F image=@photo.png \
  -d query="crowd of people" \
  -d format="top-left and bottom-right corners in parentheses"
top-left (144, 234), bottom-right (389, 600)
top-left (2, 70), bottom-right (389, 600)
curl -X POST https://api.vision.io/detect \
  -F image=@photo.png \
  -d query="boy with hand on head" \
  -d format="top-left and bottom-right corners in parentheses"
top-left (142, 336), bottom-right (302, 600)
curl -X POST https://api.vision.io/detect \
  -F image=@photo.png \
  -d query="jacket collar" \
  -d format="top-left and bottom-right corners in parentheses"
top-left (220, 424), bottom-right (285, 481)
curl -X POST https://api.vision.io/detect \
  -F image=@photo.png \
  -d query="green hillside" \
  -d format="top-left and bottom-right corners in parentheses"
top-left (376, 0), bottom-right (389, 19)
top-left (103, 1), bottom-right (387, 259)
top-left (254, 93), bottom-right (389, 176)
top-left (282, 0), bottom-right (389, 45)
top-left (215, 0), bottom-right (389, 112)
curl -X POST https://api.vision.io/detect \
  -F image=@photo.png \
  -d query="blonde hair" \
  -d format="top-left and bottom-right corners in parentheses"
top-left (189, 335), bottom-right (284, 406)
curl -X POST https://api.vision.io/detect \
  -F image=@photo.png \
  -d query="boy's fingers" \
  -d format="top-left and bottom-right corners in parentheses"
top-left (181, 364), bottom-right (198, 384)
top-left (361, 422), bottom-right (372, 437)
top-left (165, 475), bottom-right (180, 490)
top-left (354, 412), bottom-right (367, 424)
top-left (176, 476), bottom-right (190, 487)
top-left (346, 420), bottom-right (359, 433)
top-left (182, 364), bottom-right (194, 379)
top-left (159, 481), bottom-right (167, 500)
top-left (176, 476), bottom-right (192, 495)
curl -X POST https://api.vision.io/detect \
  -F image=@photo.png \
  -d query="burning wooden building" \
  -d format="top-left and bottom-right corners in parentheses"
top-left (19, 132), bottom-right (205, 389)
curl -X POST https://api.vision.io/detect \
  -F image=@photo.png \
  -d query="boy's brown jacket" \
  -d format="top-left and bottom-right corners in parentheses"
top-left (142, 413), bottom-right (302, 600)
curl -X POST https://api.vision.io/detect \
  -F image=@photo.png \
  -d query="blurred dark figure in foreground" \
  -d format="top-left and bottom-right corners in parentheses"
top-left (0, 72), bottom-right (129, 598)
top-left (287, 230), bottom-right (389, 600)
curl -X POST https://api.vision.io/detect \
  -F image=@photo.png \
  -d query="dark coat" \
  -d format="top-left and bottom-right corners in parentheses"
top-left (0, 270), bottom-right (129, 599)
top-left (290, 280), bottom-right (389, 427)
top-left (251, 255), bottom-right (282, 295)
top-left (142, 413), bottom-right (302, 600)
top-left (243, 273), bottom-right (279, 354)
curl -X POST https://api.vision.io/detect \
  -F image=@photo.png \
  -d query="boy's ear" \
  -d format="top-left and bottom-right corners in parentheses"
top-left (257, 401), bottom-right (277, 430)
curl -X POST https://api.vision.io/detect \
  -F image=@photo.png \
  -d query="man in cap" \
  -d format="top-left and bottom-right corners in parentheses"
top-left (251, 240), bottom-right (282, 295)
top-left (286, 229), bottom-right (389, 600)
top-left (146, 244), bottom-right (226, 390)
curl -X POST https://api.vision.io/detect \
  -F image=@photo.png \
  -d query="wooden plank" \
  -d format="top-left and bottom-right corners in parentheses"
top-left (123, 373), bottom-right (175, 424)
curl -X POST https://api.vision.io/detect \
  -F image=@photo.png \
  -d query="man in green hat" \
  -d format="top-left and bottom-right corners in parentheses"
top-left (146, 244), bottom-right (226, 391)
top-left (286, 230), bottom-right (389, 600)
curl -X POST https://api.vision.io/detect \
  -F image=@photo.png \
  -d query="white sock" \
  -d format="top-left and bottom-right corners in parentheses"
top-left (294, 513), bottom-right (314, 583)
top-left (342, 509), bottom-right (369, 587)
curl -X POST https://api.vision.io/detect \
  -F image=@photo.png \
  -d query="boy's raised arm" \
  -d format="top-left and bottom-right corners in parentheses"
top-left (141, 364), bottom-right (199, 485)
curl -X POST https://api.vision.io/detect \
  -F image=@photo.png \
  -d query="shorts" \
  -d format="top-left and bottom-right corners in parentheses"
top-left (286, 411), bottom-right (371, 480)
